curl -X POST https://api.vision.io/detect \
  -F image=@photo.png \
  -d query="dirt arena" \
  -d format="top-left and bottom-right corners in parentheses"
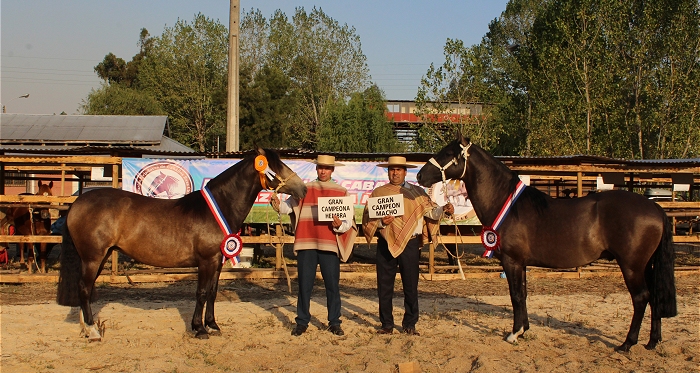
top-left (1, 270), bottom-right (697, 373)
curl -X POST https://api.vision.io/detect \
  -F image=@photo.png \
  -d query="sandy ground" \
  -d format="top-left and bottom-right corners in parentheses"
top-left (0, 272), bottom-right (698, 373)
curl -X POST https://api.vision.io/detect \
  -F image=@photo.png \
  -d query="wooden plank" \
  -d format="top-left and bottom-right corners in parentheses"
top-left (3, 165), bottom-right (93, 172)
top-left (1, 267), bottom-right (697, 283)
top-left (0, 235), bottom-right (62, 243)
top-left (0, 155), bottom-right (122, 165)
top-left (657, 202), bottom-right (700, 209)
top-left (0, 195), bottom-right (77, 203)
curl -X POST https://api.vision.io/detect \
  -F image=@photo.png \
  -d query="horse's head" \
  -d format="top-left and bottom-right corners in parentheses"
top-left (35, 181), bottom-right (54, 219)
top-left (255, 148), bottom-right (307, 200)
top-left (417, 133), bottom-right (471, 187)
top-left (37, 181), bottom-right (53, 197)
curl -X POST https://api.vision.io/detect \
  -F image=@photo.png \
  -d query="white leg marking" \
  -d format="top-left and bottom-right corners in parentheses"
top-left (506, 327), bottom-right (524, 343)
top-left (87, 324), bottom-right (102, 342)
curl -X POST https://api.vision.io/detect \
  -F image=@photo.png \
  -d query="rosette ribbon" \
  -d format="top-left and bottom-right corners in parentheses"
top-left (201, 185), bottom-right (243, 265)
top-left (254, 155), bottom-right (276, 189)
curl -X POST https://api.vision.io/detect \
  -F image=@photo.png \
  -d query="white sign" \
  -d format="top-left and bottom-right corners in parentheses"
top-left (317, 196), bottom-right (354, 221)
top-left (367, 194), bottom-right (404, 218)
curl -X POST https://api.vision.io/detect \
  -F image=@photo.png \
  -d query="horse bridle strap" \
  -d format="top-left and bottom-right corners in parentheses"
top-left (428, 143), bottom-right (472, 185)
top-left (201, 185), bottom-right (243, 265)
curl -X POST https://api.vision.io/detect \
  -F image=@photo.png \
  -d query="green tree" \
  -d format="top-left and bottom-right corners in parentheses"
top-left (241, 7), bottom-right (370, 149)
top-left (415, 39), bottom-right (500, 152)
top-left (139, 14), bottom-right (228, 152)
top-left (80, 83), bottom-right (164, 115)
top-left (317, 85), bottom-right (403, 153)
top-left (239, 64), bottom-right (297, 149)
top-left (94, 29), bottom-right (153, 88)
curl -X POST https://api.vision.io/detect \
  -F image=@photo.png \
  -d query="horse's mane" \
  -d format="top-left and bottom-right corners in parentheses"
top-left (469, 142), bottom-right (549, 217)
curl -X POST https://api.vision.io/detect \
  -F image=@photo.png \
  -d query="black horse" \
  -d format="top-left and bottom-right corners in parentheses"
top-left (56, 148), bottom-right (307, 341)
top-left (416, 133), bottom-right (676, 352)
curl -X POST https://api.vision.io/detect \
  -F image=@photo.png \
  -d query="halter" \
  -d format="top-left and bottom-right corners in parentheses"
top-left (255, 155), bottom-right (298, 193)
top-left (428, 143), bottom-right (472, 186)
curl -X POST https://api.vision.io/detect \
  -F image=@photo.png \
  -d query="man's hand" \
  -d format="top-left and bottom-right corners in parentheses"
top-left (270, 193), bottom-right (280, 212)
top-left (331, 215), bottom-right (342, 229)
top-left (381, 215), bottom-right (394, 226)
top-left (443, 202), bottom-right (455, 216)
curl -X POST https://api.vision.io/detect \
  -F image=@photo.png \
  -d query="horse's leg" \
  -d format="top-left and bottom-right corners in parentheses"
top-left (615, 268), bottom-right (650, 352)
top-left (192, 264), bottom-right (214, 339)
top-left (19, 242), bottom-right (25, 264)
top-left (78, 258), bottom-right (103, 341)
top-left (644, 263), bottom-right (662, 350)
top-left (204, 266), bottom-right (223, 335)
top-left (38, 243), bottom-right (47, 273)
top-left (503, 256), bottom-right (528, 343)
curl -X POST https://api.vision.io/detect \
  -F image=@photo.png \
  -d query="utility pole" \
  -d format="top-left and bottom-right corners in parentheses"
top-left (226, 0), bottom-right (240, 152)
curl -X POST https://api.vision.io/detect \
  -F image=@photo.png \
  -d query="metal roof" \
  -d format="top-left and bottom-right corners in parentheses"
top-left (1, 114), bottom-right (167, 144)
top-left (0, 114), bottom-right (194, 154)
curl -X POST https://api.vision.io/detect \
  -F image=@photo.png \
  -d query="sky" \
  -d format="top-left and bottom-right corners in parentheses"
top-left (1, 0), bottom-right (509, 115)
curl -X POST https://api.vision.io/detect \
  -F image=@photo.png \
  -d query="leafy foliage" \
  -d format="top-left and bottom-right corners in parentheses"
top-left (138, 14), bottom-right (228, 152)
top-left (318, 85), bottom-right (403, 153)
top-left (420, 0), bottom-right (700, 159)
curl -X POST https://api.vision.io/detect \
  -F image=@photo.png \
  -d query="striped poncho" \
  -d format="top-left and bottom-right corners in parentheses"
top-left (291, 180), bottom-right (357, 262)
top-left (362, 183), bottom-right (440, 258)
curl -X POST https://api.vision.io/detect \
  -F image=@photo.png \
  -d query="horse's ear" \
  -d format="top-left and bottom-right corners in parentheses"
top-left (254, 145), bottom-right (265, 156)
top-left (48, 181), bottom-right (53, 189)
top-left (457, 132), bottom-right (470, 146)
top-left (38, 180), bottom-right (43, 187)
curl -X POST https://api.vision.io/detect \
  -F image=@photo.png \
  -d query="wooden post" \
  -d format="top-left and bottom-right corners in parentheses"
top-left (110, 164), bottom-right (119, 277)
top-left (226, 0), bottom-right (240, 151)
top-left (275, 223), bottom-right (283, 270)
top-left (428, 241), bottom-right (435, 280)
top-left (0, 162), bottom-right (4, 195)
top-left (60, 164), bottom-right (66, 196)
top-left (577, 172), bottom-right (583, 197)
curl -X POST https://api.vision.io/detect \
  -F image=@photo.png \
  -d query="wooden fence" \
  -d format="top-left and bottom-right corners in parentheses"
top-left (1, 155), bottom-right (698, 283)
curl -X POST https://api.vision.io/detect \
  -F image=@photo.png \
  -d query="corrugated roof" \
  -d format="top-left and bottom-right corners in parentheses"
top-left (0, 114), bottom-right (168, 144)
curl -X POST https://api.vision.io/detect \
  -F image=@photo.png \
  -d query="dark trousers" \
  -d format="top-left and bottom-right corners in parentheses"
top-left (295, 249), bottom-right (341, 327)
top-left (376, 235), bottom-right (421, 329)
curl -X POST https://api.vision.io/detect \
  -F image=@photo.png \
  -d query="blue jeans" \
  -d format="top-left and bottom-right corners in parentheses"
top-left (295, 250), bottom-right (341, 327)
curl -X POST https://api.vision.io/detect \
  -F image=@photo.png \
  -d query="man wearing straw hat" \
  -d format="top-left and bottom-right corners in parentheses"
top-left (271, 154), bottom-right (357, 337)
top-left (362, 156), bottom-right (453, 336)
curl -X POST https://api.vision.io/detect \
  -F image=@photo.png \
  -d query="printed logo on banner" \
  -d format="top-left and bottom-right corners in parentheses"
top-left (428, 180), bottom-right (476, 222)
top-left (133, 161), bottom-right (194, 199)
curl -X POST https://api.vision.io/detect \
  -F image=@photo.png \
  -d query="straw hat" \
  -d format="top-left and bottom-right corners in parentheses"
top-left (312, 154), bottom-right (344, 167)
top-left (376, 156), bottom-right (417, 168)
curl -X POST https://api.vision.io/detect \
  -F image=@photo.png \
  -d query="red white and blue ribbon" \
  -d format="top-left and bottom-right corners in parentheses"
top-left (201, 185), bottom-right (243, 265)
top-left (481, 180), bottom-right (526, 258)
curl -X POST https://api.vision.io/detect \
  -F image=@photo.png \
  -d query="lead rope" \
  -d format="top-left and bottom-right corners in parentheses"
top-left (28, 207), bottom-right (39, 272)
top-left (267, 194), bottom-right (292, 294)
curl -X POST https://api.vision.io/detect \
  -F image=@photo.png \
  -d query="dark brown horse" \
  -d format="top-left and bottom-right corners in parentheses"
top-left (5, 181), bottom-right (54, 273)
top-left (416, 133), bottom-right (676, 352)
top-left (56, 148), bottom-right (306, 341)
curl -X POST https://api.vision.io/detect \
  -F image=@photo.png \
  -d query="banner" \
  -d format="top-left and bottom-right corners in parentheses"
top-left (122, 158), bottom-right (481, 225)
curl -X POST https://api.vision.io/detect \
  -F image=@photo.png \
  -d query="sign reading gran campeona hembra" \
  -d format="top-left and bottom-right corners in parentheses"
top-left (367, 194), bottom-right (404, 219)
top-left (317, 196), bottom-right (354, 221)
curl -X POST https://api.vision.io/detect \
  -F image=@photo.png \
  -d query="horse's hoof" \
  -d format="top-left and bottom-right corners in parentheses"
top-left (195, 330), bottom-right (209, 339)
top-left (644, 340), bottom-right (659, 350)
top-left (86, 326), bottom-right (102, 342)
top-left (207, 328), bottom-right (222, 336)
top-left (506, 327), bottom-right (524, 344)
top-left (614, 343), bottom-right (632, 353)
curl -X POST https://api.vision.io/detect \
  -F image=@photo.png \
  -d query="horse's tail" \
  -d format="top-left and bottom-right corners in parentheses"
top-left (56, 217), bottom-right (81, 307)
top-left (649, 210), bottom-right (677, 318)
